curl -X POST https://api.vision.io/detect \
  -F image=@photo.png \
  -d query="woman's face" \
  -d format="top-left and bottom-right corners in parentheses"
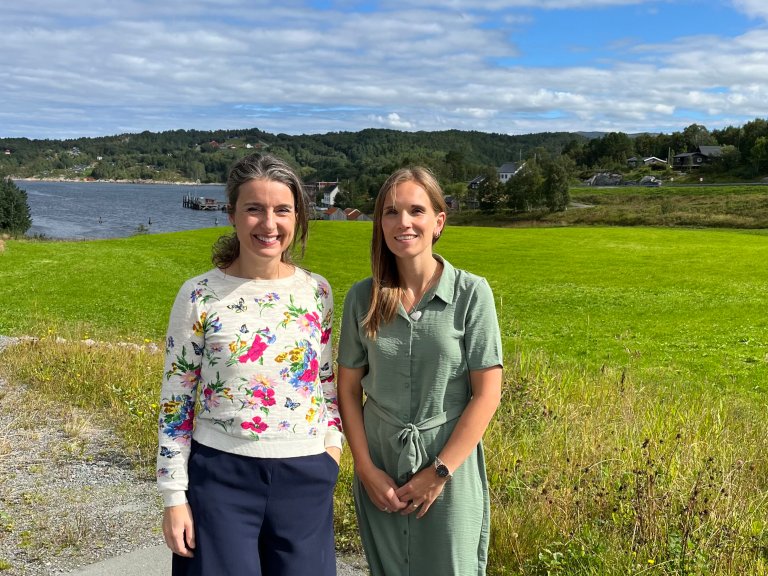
top-left (380, 180), bottom-right (445, 261)
top-left (229, 178), bottom-right (296, 265)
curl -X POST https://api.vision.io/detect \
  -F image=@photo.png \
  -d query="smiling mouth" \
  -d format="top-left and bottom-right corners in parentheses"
top-left (255, 234), bottom-right (280, 245)
top-left (395, 234), bottom-right (418, 241)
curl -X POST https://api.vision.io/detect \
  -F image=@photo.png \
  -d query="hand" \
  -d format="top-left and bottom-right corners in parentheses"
top-left (394, 467), bottom-right (448, 519)
top-left (326, 446), bottom-right (341, 465)
top-left (162, 503), bottom-right (195, 557)
top-left (357, 464), bottom-right (408, 514)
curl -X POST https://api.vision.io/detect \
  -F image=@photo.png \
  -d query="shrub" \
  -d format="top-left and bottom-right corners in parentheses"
top-left (0, 178), bottom-right (32, 235)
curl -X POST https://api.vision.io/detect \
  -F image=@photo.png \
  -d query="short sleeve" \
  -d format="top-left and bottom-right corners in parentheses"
top-left (464, 278), bottom-right (503, 371)
top-left (337, 281), bottom-right (370, 369)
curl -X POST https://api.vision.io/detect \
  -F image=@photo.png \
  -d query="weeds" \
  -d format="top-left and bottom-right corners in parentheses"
top-left (485, 352), bottom-right (768, 575)
top-left (4, 338), bottom-right (767, 574)
top-left (0, 336), bottom-right (161, 473)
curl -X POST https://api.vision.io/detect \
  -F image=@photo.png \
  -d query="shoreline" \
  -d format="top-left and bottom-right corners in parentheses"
top-left (12, 177), bottom-right (223, 186)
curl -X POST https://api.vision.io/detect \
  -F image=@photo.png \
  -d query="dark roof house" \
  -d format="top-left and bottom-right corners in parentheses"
top-left (673, 146), bottom-right (723, 169)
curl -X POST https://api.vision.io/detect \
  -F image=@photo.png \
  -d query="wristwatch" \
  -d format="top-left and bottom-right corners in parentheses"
top-left (434, 456), bottom-right (452, 479)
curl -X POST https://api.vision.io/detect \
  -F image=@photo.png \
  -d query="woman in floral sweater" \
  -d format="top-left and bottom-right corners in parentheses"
top-left (157, 153), bottom-right (343, 576)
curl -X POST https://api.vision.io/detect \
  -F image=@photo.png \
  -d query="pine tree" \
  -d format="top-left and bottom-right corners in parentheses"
top-left (0, 178), bottom-right (32, 235)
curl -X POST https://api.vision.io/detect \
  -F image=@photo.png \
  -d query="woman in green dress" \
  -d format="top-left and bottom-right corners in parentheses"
top-left (338, 167), bottom-right (503, 575)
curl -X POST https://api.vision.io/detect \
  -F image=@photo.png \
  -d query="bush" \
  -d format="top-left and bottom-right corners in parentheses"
top-left (0, 178), bottom-right (32, 235)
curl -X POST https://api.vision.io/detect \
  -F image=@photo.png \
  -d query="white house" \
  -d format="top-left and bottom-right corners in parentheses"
top-left (322, 184), bottom-right (341, 207)
top-left (497, 162), bottom-right (525, 183)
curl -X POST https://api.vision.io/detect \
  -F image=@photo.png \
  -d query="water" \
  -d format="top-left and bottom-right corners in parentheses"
top-left (16, 180), bottom-right (229, 240)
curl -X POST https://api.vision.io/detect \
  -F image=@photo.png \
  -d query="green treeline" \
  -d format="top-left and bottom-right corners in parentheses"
top-left (1, 119), bottom-right (768, 213)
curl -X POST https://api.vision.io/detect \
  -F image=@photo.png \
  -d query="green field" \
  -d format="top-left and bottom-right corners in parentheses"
top-left (2, 222), bottom-right (766, 390)
top-left (2, 223), bottom-right (768, 574)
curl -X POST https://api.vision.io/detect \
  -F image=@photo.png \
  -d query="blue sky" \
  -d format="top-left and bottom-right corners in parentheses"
top-left (2, 0), bottom-right (768, 139)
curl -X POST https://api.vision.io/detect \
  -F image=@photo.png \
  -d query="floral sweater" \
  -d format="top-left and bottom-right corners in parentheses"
top-left (156, 267), bottom-right (343, 507)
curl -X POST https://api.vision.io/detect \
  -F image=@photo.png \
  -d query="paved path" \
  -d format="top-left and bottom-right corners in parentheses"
top-left (70, 544), bottom-right (368, 575)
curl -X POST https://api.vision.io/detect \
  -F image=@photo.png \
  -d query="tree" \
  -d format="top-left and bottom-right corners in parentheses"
top-left (477, 169), bottom-right (502, 214)
top-left (333, 190), bottom-right (351, 208)
top-left (682, 124), bottom-right (716, 149)
top-left (542, 159), bottom-right (571, 212)
top-left (750, 137), bottom-right (768, 176)
top-left (0, 178), bottom-right (32, 235)
top-left (513, 159), bottom-right (544, 211)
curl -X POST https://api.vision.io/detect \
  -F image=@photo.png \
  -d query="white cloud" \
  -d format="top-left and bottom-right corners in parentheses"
top-left (0, 0), bottom-right (766, 138)
top-left (370, 113), bottom-right (414, 129)
top-left (731, 0), bottom-right (768, 20)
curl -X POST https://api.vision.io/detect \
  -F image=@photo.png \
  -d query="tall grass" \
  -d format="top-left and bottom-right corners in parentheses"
top-left (2, 223), bottom-right (768, 573)
top-left (486, 352), bottom-right (768, 574)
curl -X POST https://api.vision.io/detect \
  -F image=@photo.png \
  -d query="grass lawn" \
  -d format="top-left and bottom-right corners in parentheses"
top-left (2, 223), bottom-right (768, 574)
top-left (2, 222), bottom-right (766, 391)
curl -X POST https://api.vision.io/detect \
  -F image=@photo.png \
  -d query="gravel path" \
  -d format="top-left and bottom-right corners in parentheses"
top-left (0, 338), bottom-right (367, 575)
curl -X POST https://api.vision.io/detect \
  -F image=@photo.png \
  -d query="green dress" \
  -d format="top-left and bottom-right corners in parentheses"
top-left (338, 256), bottom-right (503, 576)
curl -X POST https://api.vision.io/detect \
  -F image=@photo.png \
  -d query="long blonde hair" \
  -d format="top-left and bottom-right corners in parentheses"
top-left (363, 166), bottom-right (448, 339)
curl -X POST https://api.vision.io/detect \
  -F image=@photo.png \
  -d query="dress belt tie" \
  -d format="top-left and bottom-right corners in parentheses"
top-left (365, 396), bottom-right (464, 481)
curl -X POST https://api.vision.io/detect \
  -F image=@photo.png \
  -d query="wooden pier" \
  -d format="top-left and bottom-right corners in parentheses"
top-left (182, 194), bottom-right (229, 211)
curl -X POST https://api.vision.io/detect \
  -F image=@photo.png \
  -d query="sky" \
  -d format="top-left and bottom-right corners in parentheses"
top-left (2, 0), bottom-right (768, 140)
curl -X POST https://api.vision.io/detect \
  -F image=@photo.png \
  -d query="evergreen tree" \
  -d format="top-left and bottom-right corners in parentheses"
top-left (0, 178), bottom-right (32, 235)
top-left (514, 159), bottom-right (544, 211)
top-left (477, 169), bottom-right (501, 213)
top-left (542, 159), bottom-right (571, 212)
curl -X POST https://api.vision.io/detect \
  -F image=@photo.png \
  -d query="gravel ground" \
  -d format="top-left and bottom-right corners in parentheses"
top-left (0, 338), bottom-right (367, 575)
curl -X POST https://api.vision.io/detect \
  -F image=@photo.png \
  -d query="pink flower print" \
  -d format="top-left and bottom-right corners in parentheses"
top-left (299, 358), bottom-right (319, 382)
top-left (181, 368), bottom-right (200, 389)
top-left (321, 327), bottom-right (331, 344)
top-left (278, 420), bottom-right (290, 431)
top-left (298, 384), bottom-right (313, 397)
top-left (297, 312), bottom-right (321, 336)
top-left (203, 387), bottom-right (221, 409)
top-left (239, 335), bottom-right (267, 364)
top-left (178, 414), bottom-right (194, 434)
top-left (254, 387), bottom-right (276, 407)
top-left (242, 416), bottom-right (268, 434)
top-left (328, 417), bottom-right (342, 431)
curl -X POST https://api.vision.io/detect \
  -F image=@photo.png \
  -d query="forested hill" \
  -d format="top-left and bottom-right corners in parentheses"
top-left (0, 127), bottom-right (586, 191)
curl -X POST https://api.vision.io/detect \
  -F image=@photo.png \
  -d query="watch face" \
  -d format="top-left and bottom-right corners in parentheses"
top-left (436, 464), bottom-right (450, 478)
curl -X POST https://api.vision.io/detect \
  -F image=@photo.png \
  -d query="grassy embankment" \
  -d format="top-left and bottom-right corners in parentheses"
top-left (1, 222), bottom-right (768, 574)
top-left (450, 184), bottom-right (768, 229)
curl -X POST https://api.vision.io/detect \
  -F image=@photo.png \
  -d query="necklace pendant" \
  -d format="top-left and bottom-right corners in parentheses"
top-left (409, 310), bottom-right (422, 321)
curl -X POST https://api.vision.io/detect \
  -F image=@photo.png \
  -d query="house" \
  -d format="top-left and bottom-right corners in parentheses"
top-left (464, 161), bottom-right (524, 210)
top-left (3, 149), bottom-right (10, 155)
top-left (322, 206), bottom-right (372, 221)
top-left (322, 184), bottom-right (341, 208)
top-left (497, 162), bottom-right (524, 183)
top-left (305, 181), bottom-right (341, 208)
top-left (673, 146), bottom-right (723, 169)
top-left (343, 208), bottom-right (372, 222)
top-left (627, 156), bottom-right (668, 169)
top-left (324, 207), bottom-right (346, 221)
top-left (467, 175), bottom-right (485, 190)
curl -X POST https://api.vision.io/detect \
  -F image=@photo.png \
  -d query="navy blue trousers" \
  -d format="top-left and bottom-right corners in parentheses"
top-left (172, 441), bottom-right (339, 576)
